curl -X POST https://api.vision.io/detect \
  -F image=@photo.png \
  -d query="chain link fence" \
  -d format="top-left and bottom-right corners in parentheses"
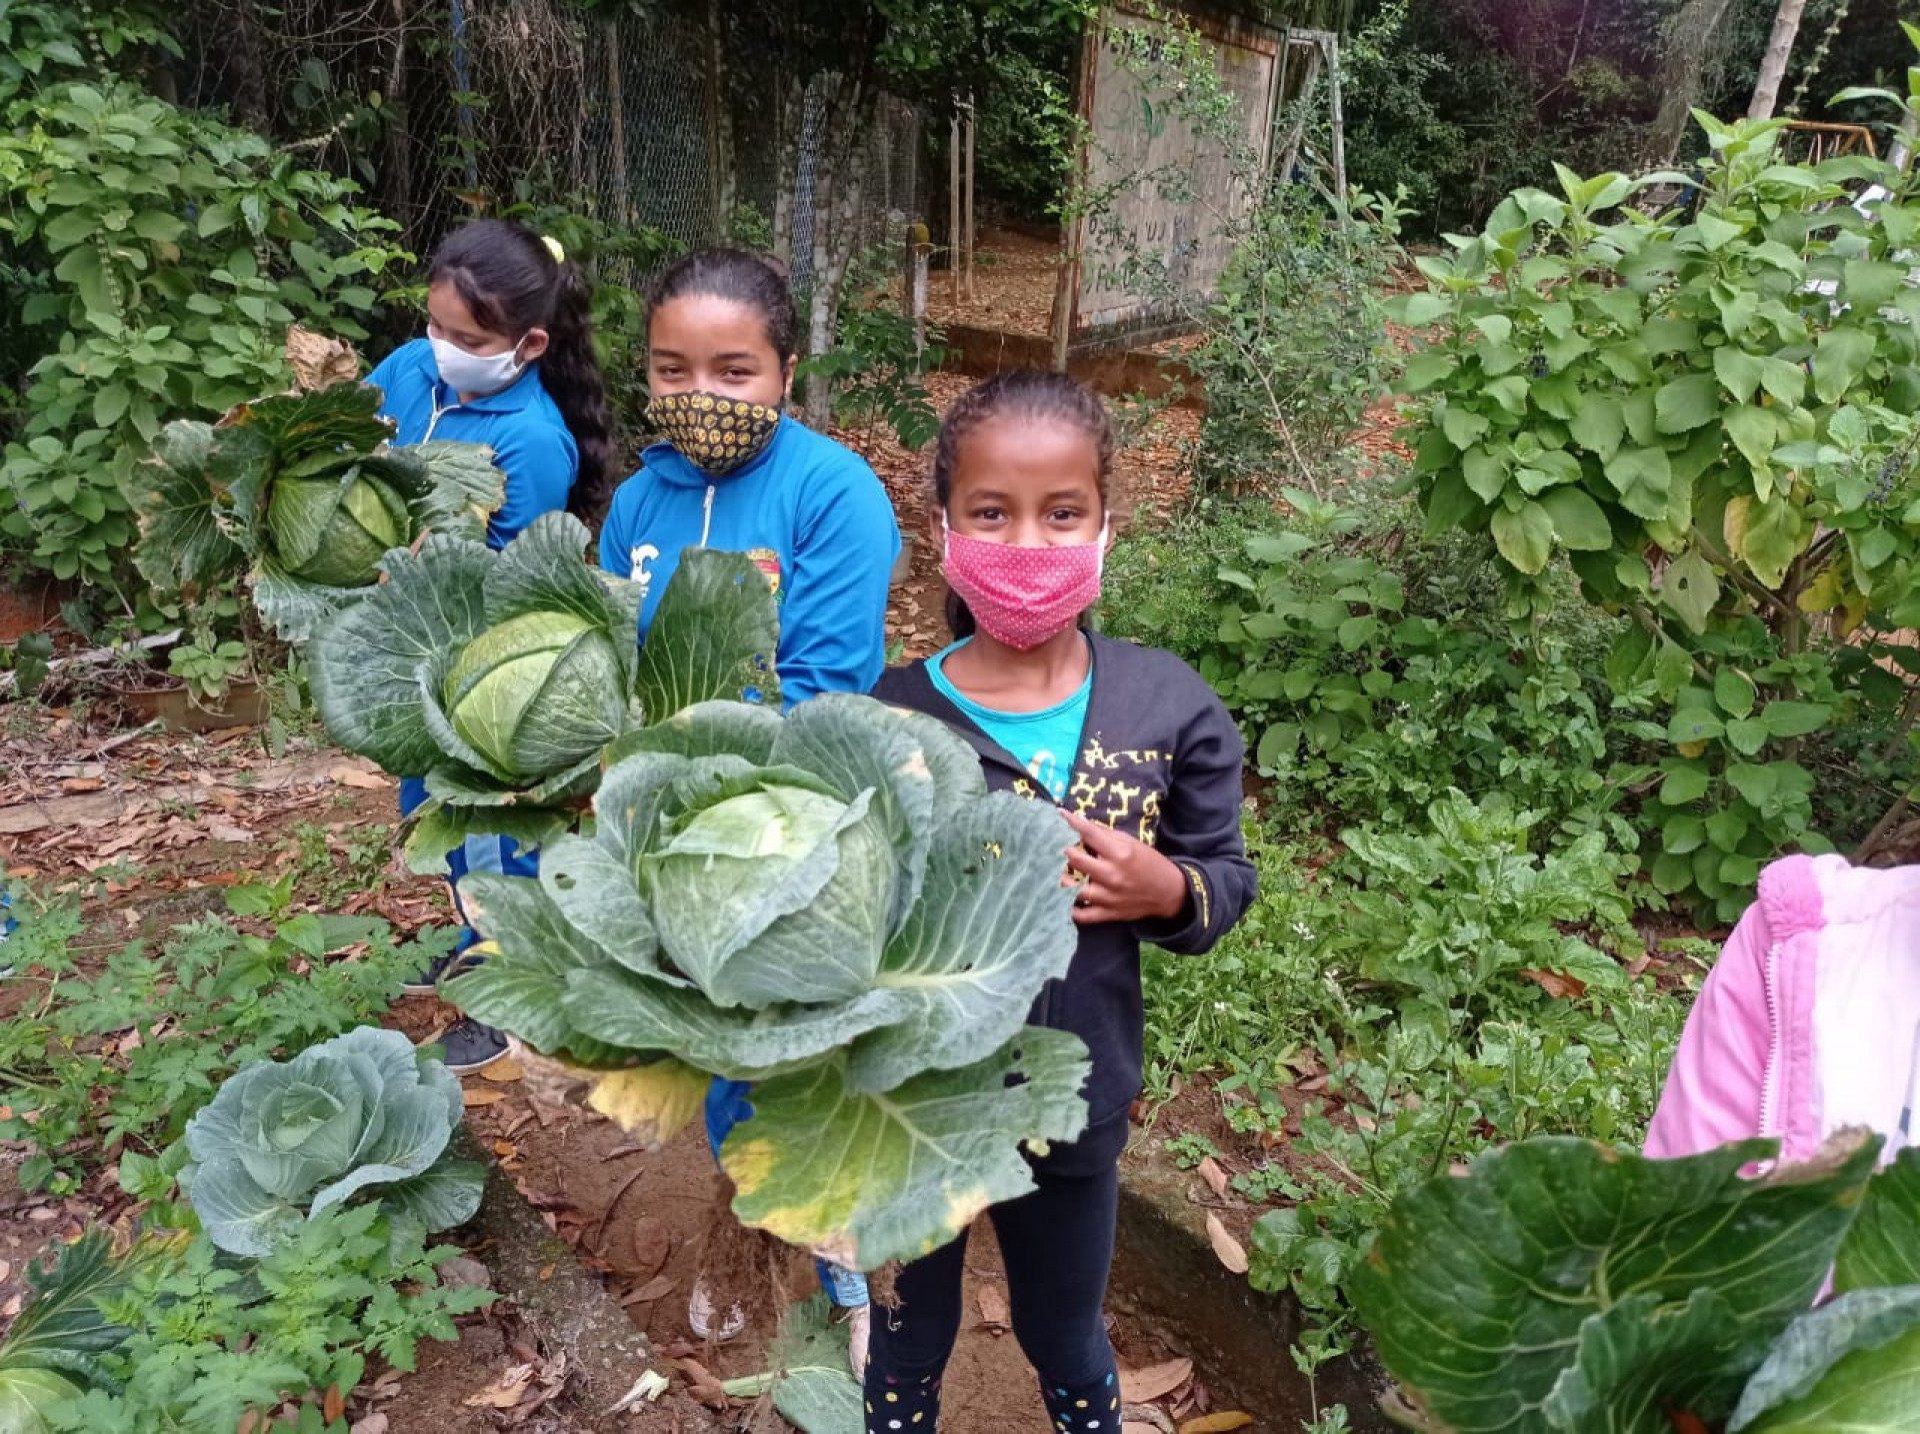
top-left (171, 0), bottom-right (929, 286)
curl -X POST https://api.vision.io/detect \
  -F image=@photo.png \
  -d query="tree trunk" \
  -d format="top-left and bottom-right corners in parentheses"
top-left (1648, 0), bottom-right (1741, 163)
top-left (384, 0), bottom-right (416, 245)
top-left (705, 0), bottom-right (735, 238)
top-left (605, 14), bottom-right (630, 223)
top-left (804, 76), bottom-right (869, 428)
top-left (772, 74), bottom-right (802, 270)
top-left (1747, 0), bottom-right (1810, 121)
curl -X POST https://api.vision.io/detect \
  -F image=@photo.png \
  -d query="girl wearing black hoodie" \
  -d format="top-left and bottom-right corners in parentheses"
top-left (867, 371), bottom-right (1257, 1432)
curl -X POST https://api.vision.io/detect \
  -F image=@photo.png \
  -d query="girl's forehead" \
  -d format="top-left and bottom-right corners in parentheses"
top-left (953, 414), bottom-right (1103, 485)
top-left (649, 293), bottom-right (776, 357)
top-left (426, 280), bottom-right (485, 331)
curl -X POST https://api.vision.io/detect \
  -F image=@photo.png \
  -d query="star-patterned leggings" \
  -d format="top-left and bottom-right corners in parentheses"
top-left (864, 1163), bottom-right (1121, 1433)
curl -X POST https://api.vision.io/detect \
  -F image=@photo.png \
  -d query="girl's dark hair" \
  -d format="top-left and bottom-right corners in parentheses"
top-left (429, 219), bottom-right (614, 529)
top-left (931, 369), bottom-right (1116, 640)
top-left (646, 248), bottom-right (797, 361)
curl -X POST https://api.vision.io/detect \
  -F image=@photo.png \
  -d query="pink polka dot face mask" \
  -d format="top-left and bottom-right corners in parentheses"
top-left (940, 513), bottom-right (1107, 651)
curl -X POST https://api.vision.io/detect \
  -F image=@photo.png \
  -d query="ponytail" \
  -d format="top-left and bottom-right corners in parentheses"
top-left (544, 261), bottom-right (615, 529)
top-left (428, 219), bottom-right (616, 531)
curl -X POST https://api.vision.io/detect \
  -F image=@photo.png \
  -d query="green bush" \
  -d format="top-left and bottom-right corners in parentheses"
top-left (0, 66), bottom-right (405, 585)
top-left (1391, 103), bottom-right (1920, 918)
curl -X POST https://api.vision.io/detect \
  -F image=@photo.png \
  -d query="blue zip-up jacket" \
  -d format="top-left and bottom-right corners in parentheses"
top-left (368, 338), bottom-right (577, 549)
top-left (598, 415), bottom-right (899, 707)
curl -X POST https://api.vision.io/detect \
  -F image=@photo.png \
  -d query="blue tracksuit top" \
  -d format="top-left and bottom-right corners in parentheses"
top-left (597, 415), bottom-right (899, 708)
top-left (368, 338), bottom-right (578, 549)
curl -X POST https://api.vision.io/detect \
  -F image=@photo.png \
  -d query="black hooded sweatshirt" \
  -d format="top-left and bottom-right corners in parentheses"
top-left (873, 631), bottom-right (1258, 1173)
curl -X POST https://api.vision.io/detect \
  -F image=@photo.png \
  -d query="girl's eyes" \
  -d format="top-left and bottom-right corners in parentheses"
top-left (1048, 508), bottom-right (1082, 523)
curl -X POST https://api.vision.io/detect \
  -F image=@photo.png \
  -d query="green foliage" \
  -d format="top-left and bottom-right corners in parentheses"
top-left (1350, 1131), bottom-right (1920, 1433)
top-left (1187, 190), bottom-right (1398, 498)
top-left (0, 882), bottom-right (453, 1196)
top-left (53, 1206), bottom-right (492, 1433)
top-left (1394, 118), bottom-right (1920, 916)
top-left (0, 69), bottom-right (408, 585)
top-left (178, 1026), bottom-right (484, 1258)
top-left (0, 1232), bottom-right (146, 1434)
top-left (795, 300), bottom-right (945, 452)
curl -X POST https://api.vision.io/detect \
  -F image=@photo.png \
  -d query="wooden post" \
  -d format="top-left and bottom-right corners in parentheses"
top-left (962, 92), bottom-right (976, 301)
top-left (949, 106), bottom-right (962, 306)
top-left (1326, 35), bottom-right (1346, 200)
top-left (907, 224), bottom-right (930, 357)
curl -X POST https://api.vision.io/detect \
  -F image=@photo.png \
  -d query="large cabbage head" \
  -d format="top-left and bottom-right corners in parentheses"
top-left (448, 696), bottom-right (1094, 1269)
top-left (443, 610), bottom-right (627, 778)
top-left (266, 470), bottom-right (411, 588)
top-left (179, 1025), bottom-right (484, 1257)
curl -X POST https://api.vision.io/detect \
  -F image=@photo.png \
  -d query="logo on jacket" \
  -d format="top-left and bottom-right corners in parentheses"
top-left (746, 547), bottom-right (782, 595)
top-left (629, 543), bottom-right (661, 602)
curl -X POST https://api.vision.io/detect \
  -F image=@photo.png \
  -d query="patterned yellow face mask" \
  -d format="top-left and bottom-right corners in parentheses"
top-left (648, 390), bottom-right (781, 475)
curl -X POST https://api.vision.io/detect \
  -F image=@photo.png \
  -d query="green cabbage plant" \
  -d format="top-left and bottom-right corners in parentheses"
top-left (125, 381), bottom-right (504, 640)
top-left (1349, 1131), bottom-right (1920, 1433)
top-left (0, 1233), bottom-right (141, 1434)
top-left (178, 1026), bottom-right (485, 1258)
top-left (446, 694), bottom-right (1091, 1271)
top-left (308, 511), bottom-right (779, 868)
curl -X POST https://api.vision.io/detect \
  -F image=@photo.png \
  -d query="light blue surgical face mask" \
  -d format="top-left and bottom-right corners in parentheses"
top-left (428, 333), bottom-right (526, 398)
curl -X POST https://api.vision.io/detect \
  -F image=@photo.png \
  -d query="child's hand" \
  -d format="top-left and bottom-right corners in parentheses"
top-left (1061, 810), bottom-right (1189, 926)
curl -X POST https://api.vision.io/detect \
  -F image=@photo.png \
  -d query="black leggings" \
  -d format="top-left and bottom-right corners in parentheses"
top-left (869, 1161), bottom-right (1119, 1388)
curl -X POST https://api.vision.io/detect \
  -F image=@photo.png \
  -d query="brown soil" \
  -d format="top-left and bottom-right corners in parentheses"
top-left (925, 228), bottom-right (1065, 339)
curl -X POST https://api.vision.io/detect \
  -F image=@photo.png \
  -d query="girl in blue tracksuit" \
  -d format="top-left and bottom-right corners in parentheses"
top-left (598, 248), bottom-right (898, 1360)
top-left (370, 218), bottom-right (615, 1074)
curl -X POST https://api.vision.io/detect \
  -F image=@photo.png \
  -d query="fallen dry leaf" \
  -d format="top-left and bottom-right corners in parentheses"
top-left (1119, 1357), bottom-right (1193, 1405)
top-left (462, 1087), bottom-right (507, 1107)
top-left (1195, 1157), bottom-right (1230, 1201)
top-left (286, 324), bottom-right (361, 390)
top-left (60, 777), bottom-right (104, 793)
top-left (323, 1385), bottom-right (346, 1423)
top-left (1519, 967), bottom-right (1588, 1000)
top-left (0, 1259), bottom-right (10, 1283)
top-left (976, 1282), bottom-right (1011, 1333)
top-left (206, 821), bottom-right (256, 843)
top-left (1205, 1213), bottom-right (1247, 1275)
top-left (1178, 1415), bottom-right (1252, 1434)
top-left (481, 1056), bottom-right (525, 1083)
top-left (464, 1362), bottom-right (536, 1409)
top-left (625, 1216), bottom-right (671, 1277)
top-left (329, 765), bottom-right (389, 790)
top-left (622, 1273), bottom-right (677, 1306)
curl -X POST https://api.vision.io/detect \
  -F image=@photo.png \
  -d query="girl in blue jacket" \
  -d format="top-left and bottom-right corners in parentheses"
top-left (370, 218), bottom-right (615, 1073)
top-left (599, 248), bottom-right (898, 1363)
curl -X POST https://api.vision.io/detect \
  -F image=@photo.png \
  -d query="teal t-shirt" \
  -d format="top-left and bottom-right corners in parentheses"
top-left (927, 639), bottom-right (1091, 801)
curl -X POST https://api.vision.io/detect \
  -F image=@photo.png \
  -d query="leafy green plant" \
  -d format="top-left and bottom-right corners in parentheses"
top-left (0, 883), bottom-right (451, 1194)
top-left (127, 382), bottom-right (504, 642)
top-left (447, 693), bottom-right (1090, 1269)
top-left (0, 77), bottom-right (408, 585)
top-left (1187, 188), bottom-right (1399, 498)
top-left (0, 1232), bottom-right (144, 1434)
top-left (1350, 1132), bottom-right (1920, 1433)
top-left (796, 300), bottom-right (945, 452)
top-left (1391, 103), bottom-right (1920, 916)
top-left (719, 1294), bottom-right (861, 1430)
top-left (53, 1205), bottom-right (492, 1433)
top-left (309, 513), bottom-right (776, 868)
top-left (178, 1025), bottom-right (484, 1257)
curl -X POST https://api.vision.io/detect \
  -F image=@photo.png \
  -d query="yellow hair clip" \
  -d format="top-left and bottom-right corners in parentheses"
top-left (542, 235), bottom-right (566, 264)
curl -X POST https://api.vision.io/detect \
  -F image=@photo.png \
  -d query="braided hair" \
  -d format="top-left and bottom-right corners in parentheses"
top-left (429, 219), bottom-right (616, 529)
top-left (931, 369), bottom-right (1115, 639)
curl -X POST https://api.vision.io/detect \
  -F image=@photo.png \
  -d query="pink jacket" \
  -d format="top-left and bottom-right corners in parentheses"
top-left (1645, 853), bottom-right (1920, 1166)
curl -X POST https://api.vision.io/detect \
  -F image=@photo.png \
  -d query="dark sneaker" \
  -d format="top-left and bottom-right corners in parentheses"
top-left (399, 948), bottom-right (481, 996)
top-left (437, 1018), bottom-right (509, 1074)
